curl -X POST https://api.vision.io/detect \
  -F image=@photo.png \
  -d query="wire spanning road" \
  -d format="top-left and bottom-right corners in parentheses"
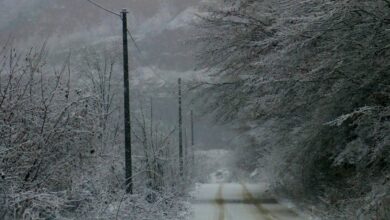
top-left (192, 183), bottom-right (304, 220)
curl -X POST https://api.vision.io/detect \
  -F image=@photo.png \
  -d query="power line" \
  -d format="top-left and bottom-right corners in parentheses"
top-left (85, 0), bottom-right (145, 58)
top-left (125, 28), bottom-right (176, 95)
top-left (86, 0), bottom-right (121, 17)
top-left (127, 29), bottom-right (143, 55)
top-left (85, 0), bottom-right (141, 55)
top-left (85, 0), bottom-right (173, 93)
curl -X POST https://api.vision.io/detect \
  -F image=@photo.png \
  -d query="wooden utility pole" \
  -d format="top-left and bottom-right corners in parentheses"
top-left (190, 110), bottom-right (194, 146)
top-left (150, 97), bottom-right (154, 145)
top-left (122, 9), bottom-right (133, 194)
top-left (184, 127), bottom-right (189, 178)
top-left (178, 78), bottom-right (183, 177)
top-left (190, 110), bottom-right (195, 175)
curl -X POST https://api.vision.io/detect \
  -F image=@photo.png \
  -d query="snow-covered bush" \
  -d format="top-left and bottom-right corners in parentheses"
top-left (0, 44), bottom-right (98, 218)
top-left (131, 97), bottom-right (184, 194)
top-left (0, 43), bottom-right (190, 219)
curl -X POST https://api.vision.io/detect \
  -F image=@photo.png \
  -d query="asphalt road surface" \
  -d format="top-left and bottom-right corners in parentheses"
top-left (192, 183), bottom-right (304, 220)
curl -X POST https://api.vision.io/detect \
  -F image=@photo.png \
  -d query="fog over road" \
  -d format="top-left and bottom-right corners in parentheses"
top-left (193, 183), bottom-right (304, 220)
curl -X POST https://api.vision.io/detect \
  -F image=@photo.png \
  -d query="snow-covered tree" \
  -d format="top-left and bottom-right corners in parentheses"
top-left (194, 0), bottom-right (390, 218)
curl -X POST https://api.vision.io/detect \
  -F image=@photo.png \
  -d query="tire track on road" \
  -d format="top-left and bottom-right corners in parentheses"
top-left (240, 183), bottom-right (278, 220)
top-left (215, 184), bottom-right (225, 220)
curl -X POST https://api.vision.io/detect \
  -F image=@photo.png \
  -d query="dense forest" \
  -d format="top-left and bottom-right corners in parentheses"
top-left (194, 0), bottom-right (390, 219)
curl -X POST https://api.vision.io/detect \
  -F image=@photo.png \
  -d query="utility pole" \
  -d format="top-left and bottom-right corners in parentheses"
top-left (190, 110), bottom-right (195, 176)
top-left (184, 127), bottom-right (190, 179)
top-left (122, 9), bottom-right (132, 194)
top-left (150, 97), bottom-right (154, 146)
top-left (190, 110), bottom-right (194, 146)
top-left (178, 78), bottom-right (183, 177)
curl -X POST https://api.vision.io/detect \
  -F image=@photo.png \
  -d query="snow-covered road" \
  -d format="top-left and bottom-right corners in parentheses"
top-left (192, 183), bottom-right (304, 220)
